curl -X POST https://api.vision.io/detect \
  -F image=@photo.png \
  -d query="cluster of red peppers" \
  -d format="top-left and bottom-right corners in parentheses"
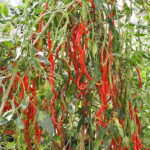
top-left (0, 0), bottom-right (148, 150)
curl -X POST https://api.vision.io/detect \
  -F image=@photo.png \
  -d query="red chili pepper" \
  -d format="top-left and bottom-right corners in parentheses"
top-left (136, 136), bottom-right (142, 149)
top-left (35, 122), bottom-right (42, 150)
top-left (100, 47), bottom-right (105, 72)
top-left (56, 44), bottom-right (62, 59)
top-left (75, 0), bottom-right (82, 7)
top-left (118, 117), bottom-right (124, 129)
top-left (109, 138), bottom-right (116, 150)
top-left (134, 107), bottom-right (141, 135)
top-left (23, 69), bottom-right (29, 92)
top-left (55, 142), bottom-right (57, 150)
top-left (76, 23), bottom-right (93, 90)
top-left (31, 33), bottom-right (36, 43)
top-left (3, 130), bottom-right (14, 135)
top-left (141, 145), bottom-right (148, 150)
top-left (133, 132), bottom-right (137, 150)
top-left (132, 93), bottom-right (136, 98)
top-left (15, 75), bottom-right (24, 101)
top-left (14, 97), bottom-right (19, 107)
top-left (68, 45), bottom-right (72, 66)
top-left (117, 137), bottom-right (121, 150)
top-left (128, 101), bottom-right (134, 120)
top-left (25, 130), bottom-right (31, 150)
top-left (47, 31), bottom-right (61, 136)
top-left (37, 2), bottom-right (48, 51)
top-left (88, 0), bottom-right (95, 11)
top-left (10, 87), bottom-right (13, 100)
top-left (42, 98), bottom-right (47, 106)
top-left (135, 67), bottom-right (142, 88)
top-left (94, 54), bottom-right (109, 127)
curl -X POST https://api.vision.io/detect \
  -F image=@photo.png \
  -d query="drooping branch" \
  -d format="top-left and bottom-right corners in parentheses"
top-left (32, 13), bottom-right (56, 47)
top-left (0, 67), bottom-right (18, 117)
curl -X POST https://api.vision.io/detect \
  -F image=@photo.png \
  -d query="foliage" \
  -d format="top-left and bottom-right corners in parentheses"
top-left (0, 0), bottom-right (150, 150)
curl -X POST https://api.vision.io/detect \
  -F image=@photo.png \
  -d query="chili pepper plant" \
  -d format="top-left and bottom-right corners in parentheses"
top-left (0, 0), bottom-right (150, 150)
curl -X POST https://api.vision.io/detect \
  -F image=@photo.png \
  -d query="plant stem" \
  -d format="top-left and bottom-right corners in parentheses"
top-left (0, 66), bottom-right (18, 117)
top-left (80, 124), bottom-right (85, 150)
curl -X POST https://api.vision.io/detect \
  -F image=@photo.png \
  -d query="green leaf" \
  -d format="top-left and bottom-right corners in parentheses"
top-left (81, 3), bottom-right (87, 22)
top-left (7, 142), bottom-right (16, 149)
top-left (0, 116), bottom-right (8, 125)
top-left (0, 110), bottom-right (14, 125)
top-left (92, 44), bottom-right (98, 58)
top-left (130, 119), bottom-right (135, 135)
top-left (93, 56), bottom-right (100, 82)
top-left (126, 23), bottom-right (135, 29)
top-left (130, 54), bottom-right (142, 65)
top-left (55, 134), bottom-right (61, 145)
top-left (143, 15), bottom-right (149, 21)
top-left (134, 33), bottom-right (146, 37)
top-left (114, 119), bottom-right (124, 137)
top-left (77, 115), bottom-right (84, 132)
top-left (3, 41), bottom-right (14, 49)
top-left (122, 136), bottom-right (129, 147)
top-left (20, 97), bottom-right (29, 110)
top-left (0, 37), bottom-right (11, 42)
top-left (36, 110), bottom-right (54, 136)
top-left (15, 117), bottom-right (24, 129)
top-left (3, 5), bottom-right (8, 17)
top-left (103, 135), bottom-right (112, 148)
top-left (3, 110), bottom-right (14, 121)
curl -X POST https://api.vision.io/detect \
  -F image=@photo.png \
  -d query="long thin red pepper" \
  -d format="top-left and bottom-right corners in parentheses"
top-left (134, 107), bottom-right (141, 135)
top-left (37, 2), bottom-right (48, 51)
top-left (72, 25), bottom-right (79, 80)
top-left (69, 146), bottom-right (71, 150)
top-left (75, 0), bottom-right (82, 7)
top-left (76, 23), bottom-right (93, 90)
top-left (135, 67), bottom-right (142, 88)
top-left (23, 69), bottom-right (29, 92)
top-left (128, 101), bottom-right (134, 120)
top-left (88, 0), bottom-right (95, 11)
top-left (109, 138), bottom-right (116, 150)
top-left (94, 54), bottom-right (109, 127)
top-left (15, 74), bottom-right (24, 101)
top-left (133, 132), bottom-right (137, 150)
top-left (55, 142), bottom-right (57, 150)
top-left (47, 31), bottom-right (61, 135)
top-left (56, 44), bottom-right (62, 59)
top-left (117, 137), bottom-right (121, 150)
top-left (68, 45), bottom-right (72, 66)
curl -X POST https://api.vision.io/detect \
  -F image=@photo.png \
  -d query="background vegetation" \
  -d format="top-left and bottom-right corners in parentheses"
top-left (0, 0), bottom-right (150, 150)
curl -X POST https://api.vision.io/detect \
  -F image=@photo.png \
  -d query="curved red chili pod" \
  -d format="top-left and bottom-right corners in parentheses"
top-left (56, 44), bottom-right (62, 59)
top-left (134, 107), bottom-right (141, 135)
top-left (23, 69), bottom-right (29, 92)
top-left (37, 2), bottom-right (48, 51)
top-left (47, 31), bottom-right (61, 136)
top-left (128, 101), bottom-right (134, 120)
top-left (75, 0), bottom-right (82, 7)
top-left (31, 33), bottom-right (36, 43)
top-left (14, 97), bottom-right (19, 107)
top-left (15, 75), bottom-right (24, 101)
top-left (87, 0), bottom-right (95, 11)
top-left (133, 132), bottom-right (137, 150)
top-left (135, 67), bottom-right (142, 88)
top-left (55, 142), bottom-right (57, 150)
top-left (68, 45), bottom-right (72, 66)
top-left (69, 146), bottom-right (71, 150)
top-left (109, 138), bottom-right (116, 150)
